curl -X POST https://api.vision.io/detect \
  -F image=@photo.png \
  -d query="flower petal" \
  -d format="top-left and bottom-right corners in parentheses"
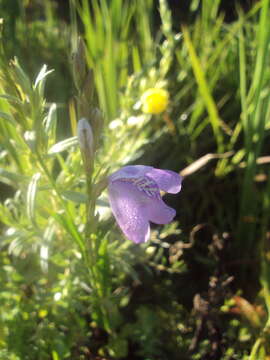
top-left (108, 180), bottom-right (150, 243)
top-left (146, 198), bottom-right (176, 224)
top-left (109, 165), bottom-right (153, 182)
top-left (146, 168), bottom-right (182, 194)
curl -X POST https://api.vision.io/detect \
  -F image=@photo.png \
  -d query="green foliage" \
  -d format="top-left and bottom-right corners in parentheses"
top-left (238, 0), bottom-right (270, 264)
top-left (1, 0), bottom-right (270, 359)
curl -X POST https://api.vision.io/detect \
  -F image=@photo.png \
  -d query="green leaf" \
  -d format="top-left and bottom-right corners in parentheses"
top-left (52, 351), bottom-right (60, 360)
top-left (11, 57), bottom-right (32, 94)
top-left (182, 26), bottom-right (223, 152)
top-left (44, 103), bottom-right (57, 137)
top-left (61, 190), bottom-right (110, 207)
top-left (0, 94), bottom-right (23, 105)
top-left (108, 337), bottom-right (128, 358)
top-left (48, 137), bottom-right (78, 155)
top-left (0, 168), bottom-right (28, 187)
top-left (26, 173), bottom-right (41, 226)
top-left (8, 237), bottom-right (24, 256)
top-left (34, 64), bottom-right (54, 99)
top-left (53, 212), bottom-right (85, 253)
top-left (0, 231), bottom-right (21, 248)
top-left (0, 111), bottom-right (17, 126)
top-left (62, 190), bottom-right (88, 204)
top-left (34, 64), bottom-right (54, 89)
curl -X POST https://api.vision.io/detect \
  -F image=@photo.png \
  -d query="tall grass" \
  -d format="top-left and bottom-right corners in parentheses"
top-left (238, 0), bottom-right (270, 261)
top-left (77, 0), bottom-right (140, 120)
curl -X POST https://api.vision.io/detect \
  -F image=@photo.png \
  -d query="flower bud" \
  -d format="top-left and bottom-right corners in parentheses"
top-left (82, 70), bottom-right (94, 101)
top-left (77, 118), bottom-right (94, 170)
top-left (71, 37), bottom-right (87, 91)
top-left (89, 108), bottom-right (103, 148)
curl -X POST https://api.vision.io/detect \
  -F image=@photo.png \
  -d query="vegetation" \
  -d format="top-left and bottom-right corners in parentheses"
top-left (0, 0), bottom-right (270, 359)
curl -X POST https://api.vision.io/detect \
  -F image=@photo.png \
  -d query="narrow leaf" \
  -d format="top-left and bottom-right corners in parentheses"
top-left (26, 173), bottom-right (41, 226)
top-left (0, 94), bottom-right (23, 105)
top-left (44, 103), bottom-right (57, 134)
top-left (53, 212), bottom-right (85, 253)
top-left (34, 64), bottom-right (54, 89)
top-left (0, 111), bottom-right (17, 126)
top-left (48, 137), bottom-right (78, 155)
top-left (62, 191), bottom-right (88, 204)
top-left (182, 26), bottom-right (223, 151)
top-left (0, 168), bottom-right (28, 187)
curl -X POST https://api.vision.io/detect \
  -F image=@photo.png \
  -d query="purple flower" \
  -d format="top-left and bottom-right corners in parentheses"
top-left (108, 165), bottom-right (182, 244)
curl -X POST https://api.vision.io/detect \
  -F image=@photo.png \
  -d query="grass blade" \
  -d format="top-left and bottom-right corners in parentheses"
top-left (182, 26), bottom-right (224, 152)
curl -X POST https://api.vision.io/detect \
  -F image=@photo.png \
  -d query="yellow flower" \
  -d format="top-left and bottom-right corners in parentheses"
top-left (141, 88), bottom-right (169, 114)
top-left (38, 309), bottom-right (48, 318)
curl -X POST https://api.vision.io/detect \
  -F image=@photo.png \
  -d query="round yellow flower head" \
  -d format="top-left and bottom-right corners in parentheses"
top-left (141, 88), bottom-right (169, 114)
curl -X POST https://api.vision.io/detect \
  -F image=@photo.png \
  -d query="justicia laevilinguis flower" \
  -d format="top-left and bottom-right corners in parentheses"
top-left (108, 165), bottom-right (182, 244)
top-left (77, 119), bottom-right (182, 244)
